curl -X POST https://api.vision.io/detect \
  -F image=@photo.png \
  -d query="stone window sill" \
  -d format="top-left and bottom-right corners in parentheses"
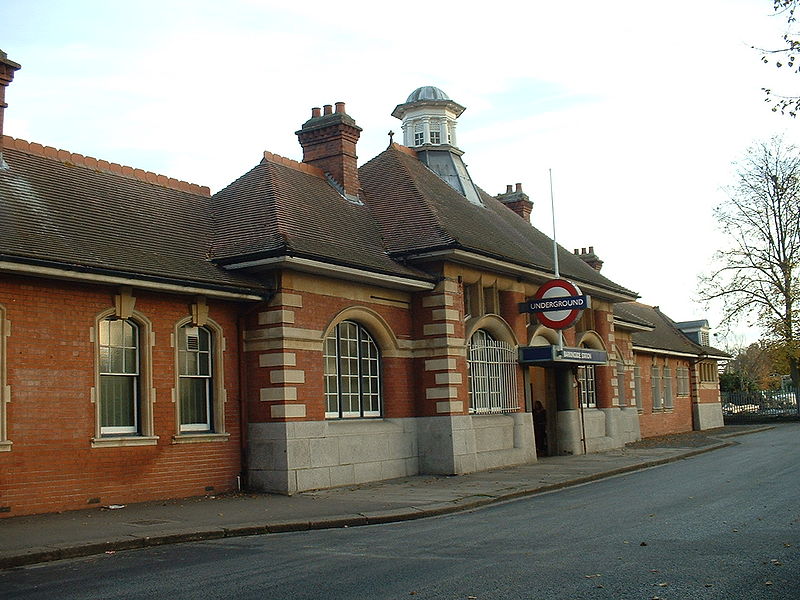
top-left (91, 436), bottom-right (159, 448)
top-left (171, 432), bottom-right (230, 444)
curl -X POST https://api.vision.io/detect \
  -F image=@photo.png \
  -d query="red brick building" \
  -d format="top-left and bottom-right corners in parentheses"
top-left (0, 54), bottom-right (725, 517)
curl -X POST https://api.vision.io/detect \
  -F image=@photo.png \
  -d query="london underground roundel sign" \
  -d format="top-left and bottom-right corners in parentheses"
top-left (529, 279), bottom-right (588, 330)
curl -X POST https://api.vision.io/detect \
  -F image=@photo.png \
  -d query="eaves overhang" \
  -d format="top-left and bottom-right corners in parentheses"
top-left (0, 257), bottom-right (269, 301)
top-left (404, 248), bottom-right (637, 303)
top-left (220, 255), bottom-right (436, 292)
top-left (631, 345), bottom-right (703, 359)
top-left (613, 317), bottom-right (655, 332)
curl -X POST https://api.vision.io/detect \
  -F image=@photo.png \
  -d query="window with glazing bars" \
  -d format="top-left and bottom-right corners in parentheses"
top-left (663, 366), bottom-right (673, 409)
top-left (634, 365), bottom-right (642, 410)
top-left (677, 366), bottom-right (690, 396)
top-left (99, 318), bottom-right (140, 435)
top-left (616, 361), bottom-right (627, 406)
top-left (178, 325), bottom-right (213, 432)
top-left (324, 321), bottom-right (381, 418)
top-left (577, 365), bottom-right (597, 408)
top-left (651, 365), bottom-right (662, 411)
top-left (467, 330), bottom-right (519, 414)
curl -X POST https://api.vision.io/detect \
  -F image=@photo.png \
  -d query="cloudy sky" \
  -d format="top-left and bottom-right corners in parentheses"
top-left (2, 0), bottom-right (796, 347)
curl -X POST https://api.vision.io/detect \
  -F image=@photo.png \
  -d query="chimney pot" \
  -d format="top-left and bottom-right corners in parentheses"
top-left (574, 249), bottom-right (579, 254)
top-left (515, 183), bottom-right (522, 192)
top-left (506, 184), bottom-right (513, 194)
top-left (0, 50), bottom-right (22, 156)
top-left (589, 246), bottom-right (594, 253)
top-left (311, 107), bottom-right (321, 118)
top-left (581, 248), bottom-right (587, 254)
top-left (297, 99), bottom-right (363, 198)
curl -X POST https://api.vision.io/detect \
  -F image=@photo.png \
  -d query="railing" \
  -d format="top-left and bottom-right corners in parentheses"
top-left (721, 388), bottom-right (799, 421)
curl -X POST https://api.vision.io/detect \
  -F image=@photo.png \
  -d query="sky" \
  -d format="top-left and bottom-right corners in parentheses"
top-left (1, 0), bottom-right (797, 349)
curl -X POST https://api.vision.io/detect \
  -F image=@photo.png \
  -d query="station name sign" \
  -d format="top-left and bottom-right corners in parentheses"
top-left (518, 345), bottom-right (608, 365)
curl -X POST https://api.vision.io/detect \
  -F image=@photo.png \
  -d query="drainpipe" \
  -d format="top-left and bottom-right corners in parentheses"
top-left (573, 366), bottom-right (588, 455)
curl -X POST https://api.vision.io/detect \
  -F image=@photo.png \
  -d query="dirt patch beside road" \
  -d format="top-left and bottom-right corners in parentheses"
top-left (625, 425), bottom-right (770, 449)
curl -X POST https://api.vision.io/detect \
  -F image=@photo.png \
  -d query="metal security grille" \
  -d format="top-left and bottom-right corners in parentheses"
top-left (467, 330), bottom-right (519, 414)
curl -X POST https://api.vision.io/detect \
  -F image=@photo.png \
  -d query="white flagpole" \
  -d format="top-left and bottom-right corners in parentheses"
top-left (549, 168), bottom-right (563, 354)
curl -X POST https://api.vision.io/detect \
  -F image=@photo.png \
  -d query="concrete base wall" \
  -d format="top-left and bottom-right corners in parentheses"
top-left (250, 413), bottom-right (537, 494)
top-left (248, 419), bottom-right (419, 495)
top-left (694, 402), bottom-right (724, 430)
top-left (417, 413), bottom-right (536, 475)
top-left (556, 407), bottom-right (641, 455)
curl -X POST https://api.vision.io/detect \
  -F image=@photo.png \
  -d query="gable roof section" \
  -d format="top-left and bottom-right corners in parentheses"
top-left (0, 142), bottom-right (268, 296)
top-left (209, 153), bottom-right (433, 282)
top-left (359, 145), bottom-right (636, 299)
top-left (616, 302), bottom-right (728, 358)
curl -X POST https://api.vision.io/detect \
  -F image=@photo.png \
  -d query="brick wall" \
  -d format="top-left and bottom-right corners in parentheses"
top-left (0, 275), bottom-right (243, 517)
top-left (636, 353), bottom-right (694, 438)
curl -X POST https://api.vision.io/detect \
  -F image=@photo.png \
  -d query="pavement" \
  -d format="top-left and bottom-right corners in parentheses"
top-left (0, 425), bottom-right (773, 570)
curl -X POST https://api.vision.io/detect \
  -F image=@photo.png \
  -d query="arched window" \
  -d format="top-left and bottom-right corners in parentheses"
top-left (177, 324), bottom-right (214, 432)
top-left (467, 329), bottom-right (519, 414)
top-left (98, 317), bottom-right (141, 435)
top-left (324, 321), bottom-right (381, 419)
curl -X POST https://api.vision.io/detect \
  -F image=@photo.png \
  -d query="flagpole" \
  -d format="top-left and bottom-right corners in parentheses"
top-left (549, 168), bottom-right (563, 354)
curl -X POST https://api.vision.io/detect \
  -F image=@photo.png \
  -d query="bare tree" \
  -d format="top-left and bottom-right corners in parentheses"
top-left (699, 137), bottom-right (800, 398)
top-left (759, 0), bottom-right (800, 116)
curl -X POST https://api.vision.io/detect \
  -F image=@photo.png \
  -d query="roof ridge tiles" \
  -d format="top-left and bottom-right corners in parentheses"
top-left (261, 150), bottom-right (324, 178)
top-left (388, 142), bottom-right (418, 158)
top-left (2, 135), bottom-right (211, 197)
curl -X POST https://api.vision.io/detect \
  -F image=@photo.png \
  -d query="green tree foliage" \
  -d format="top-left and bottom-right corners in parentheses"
top-left (760, 1), bottom-right (800, 116)
top-left (699, 137), bottom-right (800, 392)
top-left (721, 340), bottom-right (782, 392)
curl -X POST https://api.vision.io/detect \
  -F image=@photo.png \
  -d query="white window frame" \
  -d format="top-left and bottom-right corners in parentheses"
top-left (677, 366), bottom-right (690, 396)
top-left (467, 329), bottom-right (519, 414)
top-left (324, 321), bottom-right (382, 419)
top-left (577, 365), bottom-right (597, 408)
top-left (663, 366), bottom-right (673, 410)
top-left (177, 324), bottom-right (213, 432)
top-left (616, 361), bottom-right (626, 407)
top-left (634, 364), bottom-right (642, 411)
top-left (98, 317), bottom-right (141, 436)
top-left (651, 365), bottom-right (662, 411)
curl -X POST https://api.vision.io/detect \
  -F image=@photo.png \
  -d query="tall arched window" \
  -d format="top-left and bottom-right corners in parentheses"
top-left (98, 317), bottom-right (141, 435)
top-left (324, 321), bottom-right (381, 419)
top-left (177, 324), bottom-right (213, 432)
top-left (467, 329), bottom-right (519, 414)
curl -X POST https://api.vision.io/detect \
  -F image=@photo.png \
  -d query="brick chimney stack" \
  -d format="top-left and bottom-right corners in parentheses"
top-left (496, 182), bottom-right (533, 221)
top-left (0, 50), bottom-right (21, 159)
top-left (296, 102), bottom-right (362, 198)
top-left (573, 246), bottom-right (604, 271)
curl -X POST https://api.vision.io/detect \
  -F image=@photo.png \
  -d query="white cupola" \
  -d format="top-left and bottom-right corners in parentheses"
top-left (391, 86), bottom-right (465, 149)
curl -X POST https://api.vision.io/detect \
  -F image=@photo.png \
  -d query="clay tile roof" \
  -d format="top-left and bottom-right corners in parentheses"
top-left (209, 154), bottom-right (433, 281)
top-left (615, 302), bottom-right (725, 357)
top-left (0, 144), bottom-right (267, 293)
top-left (359, 146), bottom-right (636, 298)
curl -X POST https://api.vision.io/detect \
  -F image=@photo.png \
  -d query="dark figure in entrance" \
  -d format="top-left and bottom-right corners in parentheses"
top-left (533, 400), bottom-right (548, 455)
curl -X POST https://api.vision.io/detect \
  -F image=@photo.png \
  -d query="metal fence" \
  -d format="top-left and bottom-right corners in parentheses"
top-left (722, 387), bottom-right (800, 421)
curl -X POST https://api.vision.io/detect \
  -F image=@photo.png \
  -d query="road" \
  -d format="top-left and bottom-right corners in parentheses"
top-left (2, 425), bottom-right (798, 599)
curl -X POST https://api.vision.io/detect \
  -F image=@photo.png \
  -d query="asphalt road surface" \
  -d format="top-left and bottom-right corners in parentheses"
top-left (2, 425), bottom-right (798, 599)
